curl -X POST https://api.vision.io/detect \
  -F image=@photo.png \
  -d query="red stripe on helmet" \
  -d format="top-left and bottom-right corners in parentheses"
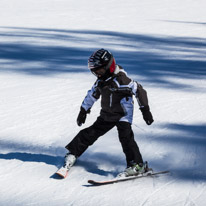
top-left (109, 58), bottom-right (116, 73)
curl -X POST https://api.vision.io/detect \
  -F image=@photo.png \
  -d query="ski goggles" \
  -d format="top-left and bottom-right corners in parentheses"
top-left (91, 67), bottom-right (106, 77)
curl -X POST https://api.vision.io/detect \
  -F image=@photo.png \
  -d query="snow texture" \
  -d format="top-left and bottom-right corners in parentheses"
top-left (0, 0), bottom-right (206, 205)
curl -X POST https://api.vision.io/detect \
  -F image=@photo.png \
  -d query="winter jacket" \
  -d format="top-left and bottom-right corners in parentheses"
top-left (81, 65), bottom-right (149, 123)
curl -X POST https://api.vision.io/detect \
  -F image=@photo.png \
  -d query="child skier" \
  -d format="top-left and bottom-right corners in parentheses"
top-left (57, 49), bottom-right (154, 178)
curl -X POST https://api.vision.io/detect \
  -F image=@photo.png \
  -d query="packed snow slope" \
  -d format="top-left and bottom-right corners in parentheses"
top-left (0, 0), bottom-right (206, 205)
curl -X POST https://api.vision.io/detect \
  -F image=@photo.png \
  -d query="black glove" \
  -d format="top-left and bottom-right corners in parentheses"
top-left (77, 107), bottom-right (90, 126)
top-left (140, 106), bottom-right (154, 125)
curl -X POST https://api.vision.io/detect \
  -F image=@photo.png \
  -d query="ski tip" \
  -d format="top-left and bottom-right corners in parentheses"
top-left (55, 166), bottom-right (69, 179)
top-left (55, 169), bottom-right (68, 179)
top-left (88, 180), bottom-right (103, 186)
top-left (88, 180), bottom-right (95, 184)
top-left (55, 172), bottom-right (67, 179)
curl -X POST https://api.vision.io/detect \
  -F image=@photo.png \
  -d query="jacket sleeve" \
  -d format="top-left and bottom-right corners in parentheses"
top-left (131, 81), bottom-right (149, 108)
top-left (81, 81), bottom-right (101, 111)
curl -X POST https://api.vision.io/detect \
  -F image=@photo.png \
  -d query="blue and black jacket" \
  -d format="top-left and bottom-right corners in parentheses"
top-left (81, 65), bottom-right (150, 124)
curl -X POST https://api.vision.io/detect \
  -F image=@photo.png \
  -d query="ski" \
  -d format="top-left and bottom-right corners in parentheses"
top-left (88, 170), bottom-right (169, 186)
top-left (55, 153), bottom-right (77, 179)
top-left (55, 166), bottom-right (70, 178)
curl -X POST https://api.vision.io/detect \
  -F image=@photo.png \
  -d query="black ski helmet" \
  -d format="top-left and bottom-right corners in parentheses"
top-left (88, 49), bottom-right (116, 78)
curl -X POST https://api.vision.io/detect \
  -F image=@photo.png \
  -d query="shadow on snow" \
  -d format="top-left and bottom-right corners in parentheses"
top-left (144, 123), bottom-right (206, 181)
top-left (0, 140), bottom-right (121, 177)
top-left (0, 26), bottom-right (206, 90)
top-left (0, 122), bottom-right (205, 181)
top-left (0, 26), bottom-right (205, 182)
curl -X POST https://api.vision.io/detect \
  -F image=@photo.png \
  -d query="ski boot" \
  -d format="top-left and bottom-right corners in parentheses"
top-left (117, 162), bottom-right (151, 178)
top-left (56, 152), bottom-right (77, 178)
top-left (63, 152), bottom-right (77, 169)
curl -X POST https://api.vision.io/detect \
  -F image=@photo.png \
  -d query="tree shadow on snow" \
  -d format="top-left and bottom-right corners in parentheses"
top-left (0, 152), bottom-right (63, 166)
top-left (0, 26), bottom-right (205, 90)
top-left (0, 139), bottom-right (122, 177)
top-left (0, 122), bottom-right (205, 182)
top-left (0, 26), bottom-right (206, 182)
top-left (0, 151), bottom-right (121, 179)
top-left (143, 123), bottom-right (206, 182)
top-left (0, 140), bottom-right (65, 168)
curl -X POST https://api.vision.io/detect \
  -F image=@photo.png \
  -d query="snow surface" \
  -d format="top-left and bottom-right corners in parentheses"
top-left (0, 0), bottom-right (206, 205)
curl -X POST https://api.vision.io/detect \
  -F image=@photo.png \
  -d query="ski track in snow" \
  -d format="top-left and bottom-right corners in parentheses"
top-left (140, 179), bottom-right (177, 206)
top-left (0, 0), bottom-right (206, 205)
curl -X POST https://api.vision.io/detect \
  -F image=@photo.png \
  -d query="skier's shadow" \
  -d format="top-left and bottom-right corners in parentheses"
top-left (77, 159), bottom-right (119, 177)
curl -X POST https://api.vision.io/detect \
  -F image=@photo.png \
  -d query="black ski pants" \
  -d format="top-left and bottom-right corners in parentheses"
top-left (65, 116), bottom-right (143, 167)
